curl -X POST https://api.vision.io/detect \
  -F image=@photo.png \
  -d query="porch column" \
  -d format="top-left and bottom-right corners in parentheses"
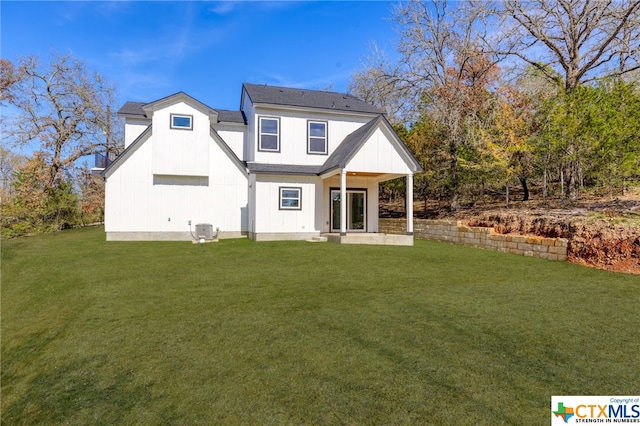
top-left (340, 169), bottom-right (347, 236)
top-left (406, 173), bottom-right (414, 235)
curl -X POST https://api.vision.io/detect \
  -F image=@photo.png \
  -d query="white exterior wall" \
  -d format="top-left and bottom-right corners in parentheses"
top-left (242, 90), bottom-right (256, 162)
top-left (214, 124), bottom-right (245, 161)
top-left (345, 126), bottom-right (413, 175)
top-left (105, 126), bottom-right (248, 240)
top-left (124, 118), bottom-right (151, 148)
top-left (250, 174), bottom-right (323, 240)
top-left (151, 102), bottom-right (210, 177)
top-left (252, 107), bottom-right (373, 165)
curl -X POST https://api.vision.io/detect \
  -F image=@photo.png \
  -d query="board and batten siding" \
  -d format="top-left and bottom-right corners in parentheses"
top-left (105, 116), bottom-right (248, 240)
top-left (251, 108), bottom-right (375, 166)
top-left (151, 102), bottom-right (210, 177)
top-left (250, 175), bottom-right (323, 239)
top-left (345, 126), bottom-right (414, 175)
top-left (124, 118), bottom-right (150, 148)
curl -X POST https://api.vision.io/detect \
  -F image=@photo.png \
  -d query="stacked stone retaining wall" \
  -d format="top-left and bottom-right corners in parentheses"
top-left (380, 218), bottom-right (568, 261)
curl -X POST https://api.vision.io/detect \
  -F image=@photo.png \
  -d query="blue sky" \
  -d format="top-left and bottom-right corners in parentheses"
top-left (2, 1), bottom-right (400, 111)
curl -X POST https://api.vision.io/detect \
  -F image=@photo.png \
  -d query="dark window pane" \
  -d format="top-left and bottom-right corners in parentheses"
top-left (261, 134), bottom-right (278, 150)
top-left (281, 189), bottom-right (300, 198)
top-left (309, 137), bottom-right (326, 153)
top-left (261, 118), bottom-right (278, 134)
top-left (281, 199), bottom-right (299, 208)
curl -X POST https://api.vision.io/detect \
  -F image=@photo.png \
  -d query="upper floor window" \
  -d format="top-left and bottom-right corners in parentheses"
top-left (308, 121), bottom-right (328, 154)
top-left (259, 116), bottom-right (280, 152)
top-left (170, 114), bottom-right (193, 130)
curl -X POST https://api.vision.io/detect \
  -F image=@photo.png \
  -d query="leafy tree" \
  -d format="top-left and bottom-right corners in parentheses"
top-left (0, 146), bottom-right (26, 200)
top-left (581, 80), bottom-right (640, 195)
top-left (404, 118), bottom-right (450, 210)
top-left (75, 164), bottom-right (105, 226)
top-left (0, 58), bottom-right (20, 105)
top-left (492, 86), bottom-right (538, 203)
top-left (2, 153), bottom-right (79, 236)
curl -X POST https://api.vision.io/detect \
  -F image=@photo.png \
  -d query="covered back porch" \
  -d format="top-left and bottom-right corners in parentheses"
top-left (320, 169), bottom-right (415, 246)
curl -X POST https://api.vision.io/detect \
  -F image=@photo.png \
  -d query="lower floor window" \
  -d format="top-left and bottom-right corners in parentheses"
top-left (279, 187), bottom-right (301, 210)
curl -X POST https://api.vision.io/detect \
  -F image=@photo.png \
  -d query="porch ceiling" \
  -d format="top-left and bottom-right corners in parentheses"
top-left (346, 171), bottom-right (384, 177)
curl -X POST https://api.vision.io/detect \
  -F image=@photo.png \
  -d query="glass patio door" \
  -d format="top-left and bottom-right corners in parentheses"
top-left (331, 190), bottom-right (366, 232)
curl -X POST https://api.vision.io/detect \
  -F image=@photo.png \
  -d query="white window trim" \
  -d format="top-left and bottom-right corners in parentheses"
top-left (307, 120), bottom-right (328, 155)
top-left (170, 114), bottom-right (193, 130)
top-left (279, 187), bottom-right (302, 210)
top-left (258, 116), bottom-right (280, 152)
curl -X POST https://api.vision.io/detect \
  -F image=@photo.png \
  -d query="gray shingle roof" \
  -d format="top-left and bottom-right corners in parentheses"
top-left (246, 163), bottom-right (322, 176)
top-left (320, 116), bottom-right (384, 174)
top-left (216, 109), bottom-right (246, 124)
top-left (117, 101), bottom-right (246, 124)
top-left (243, 83), bottom-right (382, 114)
top-left (118, 101), bottom-right (146, 117)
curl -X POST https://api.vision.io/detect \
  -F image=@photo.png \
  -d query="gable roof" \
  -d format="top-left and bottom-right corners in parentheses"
top-left (248, 116), bottom-right (422, 177)
top-left (321, 116), bottom-right (383, 174)
top-left (320, 115), bottom-right (423, 175)
top-left (242, 83), bottom-right (382, 114)
top-left (102, 124), bottom-right (248, 178)
top-left (117, 96), bottom-right (246, 124)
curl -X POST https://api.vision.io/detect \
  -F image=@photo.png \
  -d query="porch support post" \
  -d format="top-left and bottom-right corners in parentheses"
top-left (340, 169), bottom-right (347, 236)
top-left (406, 172), bottom-right (414, 235)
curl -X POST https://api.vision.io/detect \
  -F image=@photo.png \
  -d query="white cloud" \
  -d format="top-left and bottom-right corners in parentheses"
top-left (207, 1), bottom-right (239, 15)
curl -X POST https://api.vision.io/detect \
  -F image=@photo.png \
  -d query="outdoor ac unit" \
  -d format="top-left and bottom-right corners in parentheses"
top-left (195, 223), bottom-right (214, 240)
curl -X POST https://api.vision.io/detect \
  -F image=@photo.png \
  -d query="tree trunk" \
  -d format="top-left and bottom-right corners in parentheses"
top-left (569, 161), bottom-right (577, 200)
top-left (449, 140), bottom-right (460, 211)
top-left (519, 176), bottom-right (530, 201)
top-left (505, 181), bottom-right (510, 208)
top-left (542, 166), bottom-right (548, 202)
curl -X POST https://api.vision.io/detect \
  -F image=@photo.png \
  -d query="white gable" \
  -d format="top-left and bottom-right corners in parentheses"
top-left (152, 101), bottom-right (210, 177)
top-left (345, 126), bottom-right (413, 175)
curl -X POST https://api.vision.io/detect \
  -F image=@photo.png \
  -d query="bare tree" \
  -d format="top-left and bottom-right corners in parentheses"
top-left (349, 44), bottom-right (418, 124)
top-left (392, 0), bottom-right (504, 210)
top-left (3, 51), bottom-right (122, 187)
top-left (503, 0), bottom-right (640, 91)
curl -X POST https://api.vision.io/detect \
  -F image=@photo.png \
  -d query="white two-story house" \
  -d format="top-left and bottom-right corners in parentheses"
top-left (96, 83), bottom-right (422, 244)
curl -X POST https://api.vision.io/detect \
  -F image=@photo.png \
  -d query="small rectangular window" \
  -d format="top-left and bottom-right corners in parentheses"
top-left (171, 114), bottom-right (193, 130)
top-left (308, 120), bottom-right (327, 154)
top-left (279, 187), bottom-right (301, 210)
top-left (259, 116), bottom-right (280, 152)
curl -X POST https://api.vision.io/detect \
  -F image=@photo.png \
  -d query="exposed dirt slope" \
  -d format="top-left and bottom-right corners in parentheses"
top-left (382, 196), bottom-right (640, 274)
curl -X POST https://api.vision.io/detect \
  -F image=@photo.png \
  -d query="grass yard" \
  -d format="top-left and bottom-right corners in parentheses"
top-left (2, 226), bottom-right (639, 425)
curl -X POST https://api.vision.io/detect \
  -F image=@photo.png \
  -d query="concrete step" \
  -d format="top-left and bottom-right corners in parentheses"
top-left (307, 236), bottom-right (328, 243)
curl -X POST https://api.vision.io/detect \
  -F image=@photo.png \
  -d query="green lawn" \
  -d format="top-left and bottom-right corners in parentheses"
top-left (2, 226), bottom-right (639, 425)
